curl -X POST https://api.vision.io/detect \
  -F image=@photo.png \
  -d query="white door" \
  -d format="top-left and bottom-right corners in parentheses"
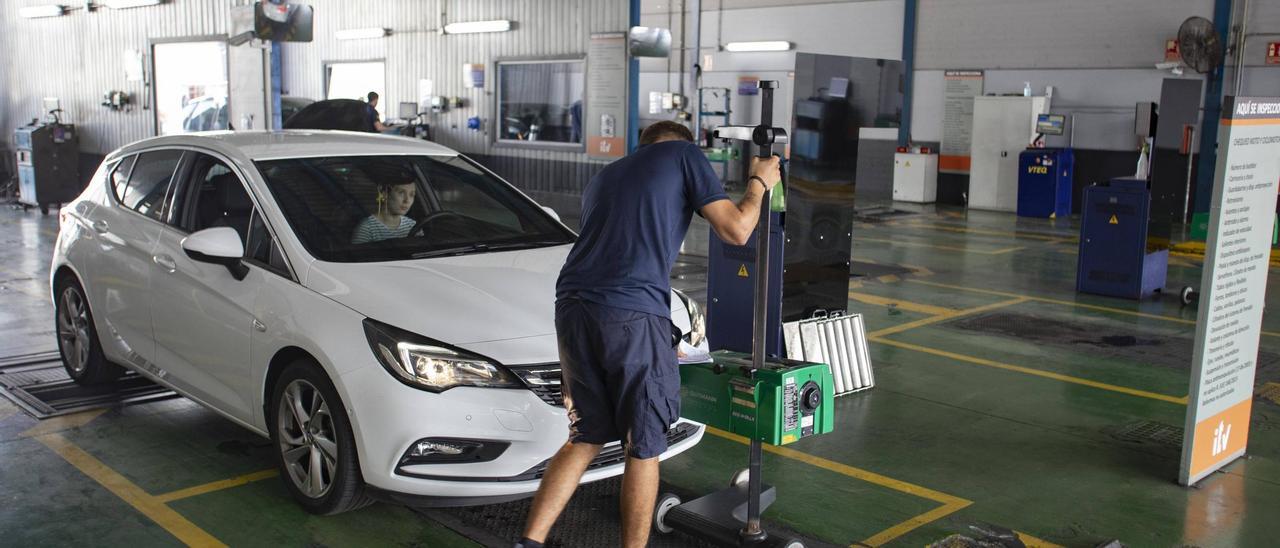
top-left (149, 152), bottom-right (262, 421)
top-left (969, 98), bottom-right (1002, 209)
top-left (995, 99), bottom-right (1033, 211)
top-left (228, 43), bottom-right (269, 130)
top-left (88, 150), bottom-right (183, 368)
top-left (153, 40), bottom-right (230, 135)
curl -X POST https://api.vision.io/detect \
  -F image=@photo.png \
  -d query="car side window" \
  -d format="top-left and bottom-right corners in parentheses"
top-left (121, 150), bottom-right (183, 221)
top-left (109, 155), bottom-right (137, 203)
top-left (246, 210), bottom-right (290, 278)
top-left (175, 154), bottom-right (255, 246)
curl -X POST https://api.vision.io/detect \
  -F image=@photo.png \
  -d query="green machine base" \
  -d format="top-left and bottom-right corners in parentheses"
top-left (680, 351), bottom-right (834, 445)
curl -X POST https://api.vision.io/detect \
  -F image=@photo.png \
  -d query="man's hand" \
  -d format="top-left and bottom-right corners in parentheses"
top-left (749, 155), bottom-right (781, 191)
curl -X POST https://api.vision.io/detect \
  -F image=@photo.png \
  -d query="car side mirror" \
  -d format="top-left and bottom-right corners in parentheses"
top-left (182, 227), bottom-right (249, 280)
top-left (541, 206), bottom-right (561, 223)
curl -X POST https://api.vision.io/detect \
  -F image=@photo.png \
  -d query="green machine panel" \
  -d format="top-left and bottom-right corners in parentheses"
top-left (680, 351), bottom-right (834, 445)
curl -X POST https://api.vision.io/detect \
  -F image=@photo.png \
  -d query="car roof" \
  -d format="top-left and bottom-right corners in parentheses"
top-left (113, 130), bottom-right (459, 161)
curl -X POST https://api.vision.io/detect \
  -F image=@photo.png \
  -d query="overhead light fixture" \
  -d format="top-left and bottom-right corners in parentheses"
top-left (443, 19), bottom-right (512, 34)
top-left (100, 0), bottom-right (163, 8)
top-left (724, 41), bottom-right (792, 53)
top-left (335, 27), bottom-right (389, 40)
top-left (19, 4), bottom-right (66, 18)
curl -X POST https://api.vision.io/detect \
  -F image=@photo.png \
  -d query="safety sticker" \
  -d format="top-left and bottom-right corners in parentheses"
top-left (1109, 214), bottom-right (1119, 225)
top-left (738, 264), bottom-right (749, 277)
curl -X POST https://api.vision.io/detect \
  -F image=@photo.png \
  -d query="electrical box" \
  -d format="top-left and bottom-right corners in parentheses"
top-left (1077, 178), bottom-right (1168, 299)
top-left (707, 212), bottom-right (784, 357)
top-left (1016, 148), bottom-right (1074, 218)
top-left (970, 96), bottom-right (1049, 212)
top-left (680, 351), bottom-right (835, 446)
top-left (15, 122), bottom-right (80, 214)
top-left (893, 152), bottom-right (938, 203)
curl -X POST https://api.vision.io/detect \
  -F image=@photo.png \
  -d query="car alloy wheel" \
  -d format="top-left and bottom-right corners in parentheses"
top-left (57, 286), bottom-right (91, 375)
top-left (277, 379), bottom-right (339, 499)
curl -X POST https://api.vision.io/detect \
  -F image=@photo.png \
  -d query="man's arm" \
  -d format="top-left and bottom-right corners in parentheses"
top-left (701, 156), bottom-right (781, 246)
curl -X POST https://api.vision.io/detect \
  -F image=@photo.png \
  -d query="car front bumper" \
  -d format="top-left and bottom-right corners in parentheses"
top-left (338, 362), bottom-right (705, 501)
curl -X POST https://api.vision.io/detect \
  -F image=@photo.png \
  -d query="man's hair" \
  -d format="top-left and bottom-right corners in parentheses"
top-left (640, 121), bottom-right (694, 146)
top-left (367, 91), bottom-right (379, 102)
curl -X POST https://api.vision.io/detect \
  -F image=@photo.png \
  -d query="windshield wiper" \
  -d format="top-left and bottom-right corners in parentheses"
top-left (409, 240), bottom-right (569, 259)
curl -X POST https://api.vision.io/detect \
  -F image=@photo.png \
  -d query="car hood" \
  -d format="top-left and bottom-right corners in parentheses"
top-left (304, 245), bottom-right (571, 363)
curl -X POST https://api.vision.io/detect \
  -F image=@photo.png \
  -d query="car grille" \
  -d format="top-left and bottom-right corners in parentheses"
top-left (508, 364), bottom-right (563, 407)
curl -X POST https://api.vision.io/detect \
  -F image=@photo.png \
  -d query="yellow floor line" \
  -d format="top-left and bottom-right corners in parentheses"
top-left (1017, 531), bottom-right (1065, 548)
top-left (869, 298), bottom-right (1028, 339)
top-left (897, 221), bottom-right (1075, 244)
top-left (872, 337), bottom-right (1188, 405)
top-left (19, 408), bottom-right (107, 438)
top-left (897, 263), bottom-right (935, 277)
top-left (155, 469), bottom-right (279, 503)
top-left (703, 426), bottom-right (971, 547)
top-left (856, 237), bottom-right (1025, 256)
top-left (876, 274), bottom-right (901, 284)
top-left (848, 291), bottom-right (956, 317)
top-left (35, 433), bottom-right (226, 547)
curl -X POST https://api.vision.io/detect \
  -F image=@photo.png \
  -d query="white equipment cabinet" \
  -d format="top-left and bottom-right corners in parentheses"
top-left (969, 96), bottom-right (1049, 211)
top-left (893, 152), bottom-right (938, 203)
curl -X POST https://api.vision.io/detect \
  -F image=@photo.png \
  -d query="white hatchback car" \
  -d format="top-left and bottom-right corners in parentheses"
top-left (50, 131), bottom-right (707, 514)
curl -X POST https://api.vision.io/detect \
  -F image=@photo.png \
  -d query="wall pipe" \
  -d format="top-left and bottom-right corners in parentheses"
top-left (628, 0), bottom-right (641, 154)
top-left (898, 0), bottom-right (917, 147)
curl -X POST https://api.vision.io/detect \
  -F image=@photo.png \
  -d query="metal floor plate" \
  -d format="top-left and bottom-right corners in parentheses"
top-left (0, 351), bottom-right (176, 419)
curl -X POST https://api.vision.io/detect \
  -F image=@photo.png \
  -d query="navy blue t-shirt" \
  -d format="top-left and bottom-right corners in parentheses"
top-left (557, 140), bottom-right (728, 317)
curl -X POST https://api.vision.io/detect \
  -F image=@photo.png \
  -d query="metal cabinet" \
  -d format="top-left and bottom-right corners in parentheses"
top-left (15, 122), bottom-right (80, 214)
top-left (969, 96), bottom-right (1048, 212)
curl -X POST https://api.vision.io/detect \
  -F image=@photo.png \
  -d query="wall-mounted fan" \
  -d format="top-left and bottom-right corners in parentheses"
top-left (1177, 16), bottom-right (1223, 74)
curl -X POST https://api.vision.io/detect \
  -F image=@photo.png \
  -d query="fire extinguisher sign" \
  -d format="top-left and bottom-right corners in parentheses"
top-left (1267, 42), bottom-right (1280, 65)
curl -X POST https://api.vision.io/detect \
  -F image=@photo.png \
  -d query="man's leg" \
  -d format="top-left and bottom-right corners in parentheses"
top-left (620, 455), bottom-right (661, 548)
top-left (521, 441), bottom-right (603, 543)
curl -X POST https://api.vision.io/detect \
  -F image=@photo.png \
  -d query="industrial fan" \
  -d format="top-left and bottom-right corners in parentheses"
top-left (1177, 16), bottom-right (1224, 74)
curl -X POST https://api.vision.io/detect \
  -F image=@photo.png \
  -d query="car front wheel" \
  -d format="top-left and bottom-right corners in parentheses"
top-left (270, 360), bottom-right (372, 515)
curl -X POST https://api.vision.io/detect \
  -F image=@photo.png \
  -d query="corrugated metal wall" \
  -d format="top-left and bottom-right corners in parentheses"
top-left (0, 0), bottom-right (239, 156)
top-left (278, 0), bottom-right (628, 195)
top-left (0, 0), bottom-right (627, 197)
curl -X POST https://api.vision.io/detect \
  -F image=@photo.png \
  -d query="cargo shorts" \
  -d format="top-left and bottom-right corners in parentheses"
top-left (554, 298), bottom-right (680, 459)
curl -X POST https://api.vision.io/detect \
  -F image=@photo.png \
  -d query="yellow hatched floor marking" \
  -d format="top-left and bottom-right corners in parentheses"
top-left (855, 237), bottom-right (1025, 256)
top-left (20, 410), bottom-right (227, 547)
top-left (849, 291), bottom-right (956, 317)
top-left (868, 298), bottom-right (1028, 339)
top-left (703, 426), bottom-right (972, 546)
top-left (155, 469), bottom-right (280, 503)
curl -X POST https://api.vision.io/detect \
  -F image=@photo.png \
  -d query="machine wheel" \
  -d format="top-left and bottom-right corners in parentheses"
top-left (269, 360), bottom-right (374, 515)
top-left (780, 539), bottom-right (805, 548)
top-left (730, 468), bottom-right (751, 488)
top-left (54, 276), bottom-right (124, 385)
top-left (653, 493), bottom-right (681, 534)
top-left (1181, 286), bottom-right (1198, 306)
top-left (39, 203), bottom-right (49, 215)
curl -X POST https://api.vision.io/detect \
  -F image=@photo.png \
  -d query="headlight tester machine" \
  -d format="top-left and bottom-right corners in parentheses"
top-left (655, 80), bottom-right (871, 548)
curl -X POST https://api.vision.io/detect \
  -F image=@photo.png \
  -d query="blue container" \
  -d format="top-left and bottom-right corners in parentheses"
top-left (706, 212), bottom-right (784, 357)
top-left (1017, 148), bottom-right (1074, 219)
top-left (1076, 178), bottom-right (1168, 299)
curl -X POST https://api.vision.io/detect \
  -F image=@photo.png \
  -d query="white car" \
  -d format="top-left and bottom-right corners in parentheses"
top-left (50, 131), bottom-right (707, 514)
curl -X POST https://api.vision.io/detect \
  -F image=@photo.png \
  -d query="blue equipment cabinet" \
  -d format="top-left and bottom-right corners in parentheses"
top-left (1017, 148), bottom-right (1074, 218)
top-left (706, 211), bottom-right (785, 357)
top-left (1076, 178), bottom-right (1168, 299)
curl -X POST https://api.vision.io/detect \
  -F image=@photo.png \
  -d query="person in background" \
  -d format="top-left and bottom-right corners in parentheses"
top-left (366, 91), bottom-right (389, 132)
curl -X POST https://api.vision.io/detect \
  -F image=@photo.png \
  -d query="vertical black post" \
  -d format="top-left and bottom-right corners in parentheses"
top-left (742, 79), bottom-right (778, 544)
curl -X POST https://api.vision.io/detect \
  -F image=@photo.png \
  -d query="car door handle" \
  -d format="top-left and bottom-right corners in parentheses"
top-left (92, 220), bottom-right (109, 234)
top-left (153, 254), bottom-right (177, 273)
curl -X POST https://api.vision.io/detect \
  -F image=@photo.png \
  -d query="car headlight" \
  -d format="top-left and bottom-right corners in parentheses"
top-left (363, 318), bottom-right (521, 392)
top-left (673, 288), bottom-right (706, 347)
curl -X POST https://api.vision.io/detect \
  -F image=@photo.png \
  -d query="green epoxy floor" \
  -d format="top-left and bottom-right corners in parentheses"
top-left (2, 205), bottom-right (1279, 547)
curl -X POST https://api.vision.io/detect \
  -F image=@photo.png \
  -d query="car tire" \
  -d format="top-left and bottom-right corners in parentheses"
top-left (269, 359), bottom-right (374, 515)
top-left (54, 275), bottom-right (124, 385)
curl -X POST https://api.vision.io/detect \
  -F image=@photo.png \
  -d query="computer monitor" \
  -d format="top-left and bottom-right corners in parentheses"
top-left (398, 102), bottom-right (419, 120)
top-left (1036, 113), bottom-right (1065, 136)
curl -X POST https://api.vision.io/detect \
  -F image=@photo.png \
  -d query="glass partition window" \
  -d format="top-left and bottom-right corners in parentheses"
top-left (153, 41), bottom-right (229, 135)
top-left (325, 61), bottom-right (386, 120)
top-left (496, 60), bottom-right (585, 147)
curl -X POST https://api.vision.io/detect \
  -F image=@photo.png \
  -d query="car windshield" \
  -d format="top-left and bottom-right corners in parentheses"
top-left (254, 154), bottom-right (574, 262)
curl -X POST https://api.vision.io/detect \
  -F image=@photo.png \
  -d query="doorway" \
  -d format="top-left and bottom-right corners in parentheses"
top-left (324, 60), bottom-right (386, 120)
top-left (152, 38), bottom-right (230, 135)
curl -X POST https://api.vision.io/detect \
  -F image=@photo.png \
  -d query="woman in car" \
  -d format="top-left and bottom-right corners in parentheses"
top-left (352, 177), bottom-right (417, 244)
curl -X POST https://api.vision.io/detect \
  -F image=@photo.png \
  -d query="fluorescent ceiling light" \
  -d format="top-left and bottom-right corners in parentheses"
top-left (724, 41), bottom-right (791, 52)
top-left (100, 0), bottom-right (163, 8)
top-left (335, 27), bottom-right (388, 40)
top-left (443, 20), bottom-right (511, 34)
top-left (19, 4), bottom-right (66, 18)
